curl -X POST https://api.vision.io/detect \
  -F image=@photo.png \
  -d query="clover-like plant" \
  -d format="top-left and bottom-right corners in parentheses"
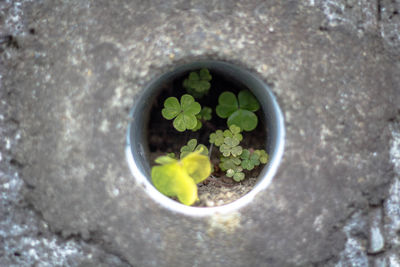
top-left (220, 137), bottom-right (242, 157)
top-left (219, 156), bottom-right (241, 171)
top-left (219, 157), bottom-right (245, 182)
top-left (162, 94), bottom-right (201, 132)
top-left (210, 125), bottom-right (244, 180)
top-left (151, 151), bottom-right (211, 206)
top-left (209, 130), bottom-right (224, 146)
top-left (227, 168), bottom-right (245, 182)
top-left (183, 68), bottom-right (212, 98)
top-left (197, 106), bottom-right (212, 121)
top-left (216, 90), bottom-right (260, 131)
top-left (210, 125), bottom-right (269, 182)
top-left (240, 149), bottom-right (261, 171)
top-left (254, 149), bottom-right (269, 164)
top-left (210, 125), bottom-right (243, 157)
top-left (180, 139), bottom-right (209, 159)
top-left (222, 124), bottom-right (243, 142)
top-left (209, 125), bottom-right (242, 147)
top-left (192, 106), bottom-right (212, 132)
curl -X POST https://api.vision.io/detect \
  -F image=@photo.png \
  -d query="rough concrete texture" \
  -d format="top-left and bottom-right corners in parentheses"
top-left (1, 0), bottom-right (400, 266)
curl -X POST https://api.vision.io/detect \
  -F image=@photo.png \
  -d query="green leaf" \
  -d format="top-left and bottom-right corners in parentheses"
top-left (154, 155), bottom-right (177, 165)
top-left (220, 145), bottom-right (242, 158)
top-left (233, 172), bottom-right (245, 182)
top-left (231, 145), bottom-right (243, 157)
top-left (220, 144), bottom-right (231, 157)
top-left (162, 94), bottom-right (201, 132)
top-left (196, 144), bottom-right (209, 155)
top-left (180, 139), bottom-right (209, 159)
top-left (183, 69), bottom-right (212, 98)
top-left (226, 169), bottom-right (235, 177)
top-left (199, 68), bottom-right (212, 81)
top-left (188, 72), bottom-right (199, 81)
top-left (241, 159), bottom-right (254, 170)
top-left (209, 130), bottom-right (225, 146)
top-left (239, 149), bottom-right (261, 170)
top-left (194, 80), bottom-right (210, 92)
top-left (197, 106), bottom-right (212, 121)
top-left (223, 129), bottom-right (232, 138)
top-left (240, 149), bottom-right (250, 160)
top-left (229, 125), bottom-right (242, 135)
top-left (180, 95), bottom-right (198, 111)
top-left (184, 139), bottom-right (197, 152)
top-left (255, 149), bottom-right (269, 164)
top-left (216, 91), bottom-right (261, 132)
top-left (250, 153), bottom-right (260, 166)
top-left (224, 137), bottom-right (239, 147)
top-left (222, 162), bottom-right (245, 182)
top-left (225, 125), bottom-right (243, 141)
top-left (173, 113), bottom-right (197, 132)
top-left (218, 128), bottom-right (243, 157)
top-left (166, 152), bottom-right (176, 159)
top-left (216, 92), bottom-right (238, 118)
top-left (191, 119), bottom-right (202, 132)
top-left (161, 97), bottom-right (181, 119)
top-left (219, 156), bottom-right (241, 171)
top-left (238, 90), bottom-right (260, 112)
top-left (232, 157), bottom-right (241, 165)
top-left (227, 109), bottom-right (258, 131)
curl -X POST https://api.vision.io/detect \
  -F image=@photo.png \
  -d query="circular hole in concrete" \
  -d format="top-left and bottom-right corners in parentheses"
top-left (126, 61), bottom-right (285, 216)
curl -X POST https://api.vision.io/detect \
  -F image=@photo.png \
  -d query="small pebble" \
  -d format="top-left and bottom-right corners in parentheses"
top-left (369, 227), bottom-right (385, 254)
top-left (368, 207), bottom-right (385, 254)
top-left (206, 200), bottom-right (215, 207)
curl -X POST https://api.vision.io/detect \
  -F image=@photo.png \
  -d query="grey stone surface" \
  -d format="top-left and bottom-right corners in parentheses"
top-left (315, 0), bottom-right (400, 55)
top-left (0, 3), bottom-right (131, 265)
top-left (1, 0), bottom-right (400, 266)
top-left (0, 59), bottom-right (129, 267)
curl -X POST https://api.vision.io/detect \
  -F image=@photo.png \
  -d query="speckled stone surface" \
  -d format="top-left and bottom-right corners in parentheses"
top-left (1, 0), bottom-right (400, 266)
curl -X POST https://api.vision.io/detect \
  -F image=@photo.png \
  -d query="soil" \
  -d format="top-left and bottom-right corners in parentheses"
top-left (196, 177), bottom-right (257, 207)
top-left (147, 70), bottom-right (267, 207)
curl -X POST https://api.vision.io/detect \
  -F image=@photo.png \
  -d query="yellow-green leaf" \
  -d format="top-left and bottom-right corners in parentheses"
top-left (151, 163), bottom-right (198, 205)
top-left (181, 152), bottom-right (211, 184)
top-left (154, 156), bottom-right (177, 165)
